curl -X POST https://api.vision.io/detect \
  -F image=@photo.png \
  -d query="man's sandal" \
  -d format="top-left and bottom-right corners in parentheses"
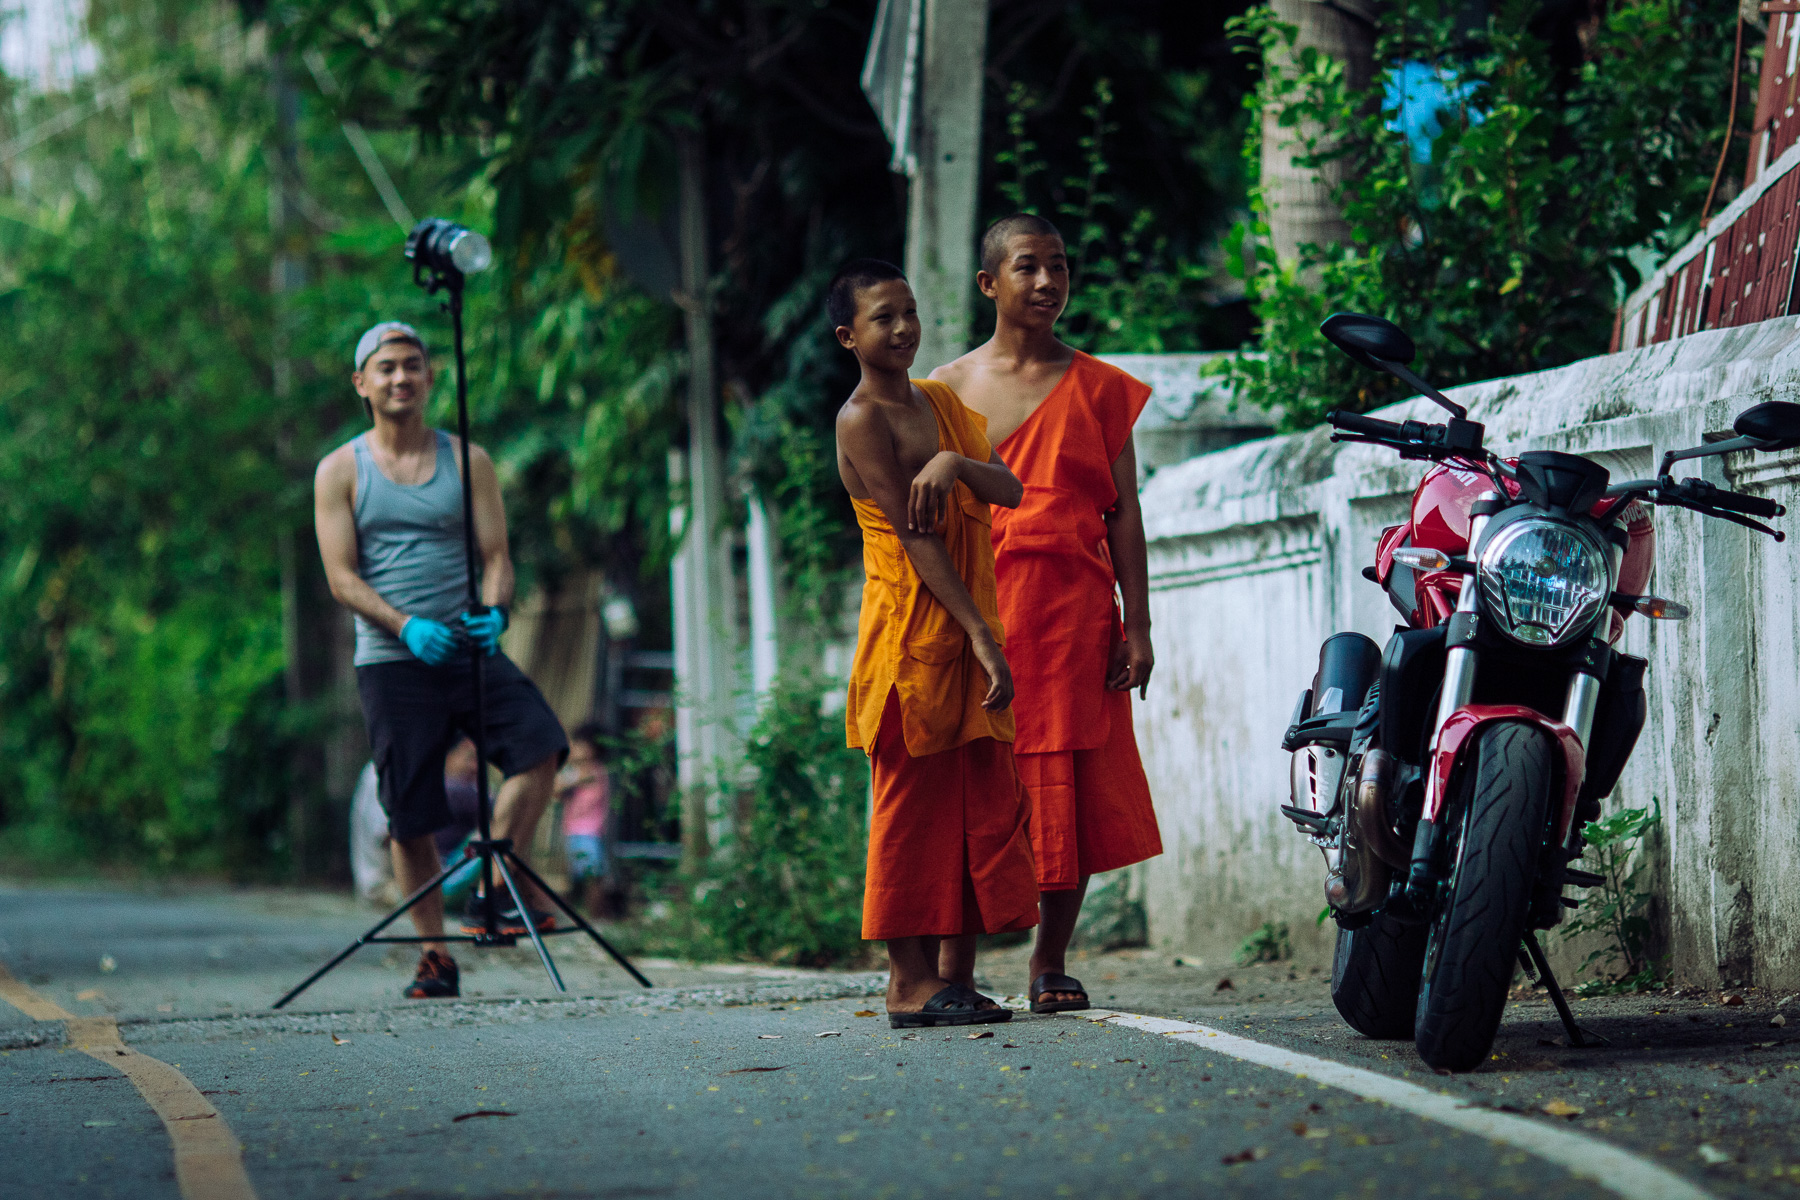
top-left (888, 984), bottom-right (1013, 1029)
top-left (1030, 973), bottom-right (1091, 1014)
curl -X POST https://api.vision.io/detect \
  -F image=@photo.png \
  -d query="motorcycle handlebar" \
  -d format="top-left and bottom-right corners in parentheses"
top-left (1695, 487), bottom-right (1784, 519)
top-left (1326, 410), bottom-right (1406, 439)
top-left (1664, 478), bottom-right (1786, 519)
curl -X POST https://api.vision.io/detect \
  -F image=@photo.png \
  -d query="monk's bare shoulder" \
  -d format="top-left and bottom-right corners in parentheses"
top-left (928, 349), bottom-right (981, 394)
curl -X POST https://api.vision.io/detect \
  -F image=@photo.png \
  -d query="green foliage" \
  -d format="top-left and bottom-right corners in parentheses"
top-left (1073, 873), bottom-right (1149, 952)
top-left (1558, 799), bottom-right (1664, 995)
top-left (0, 9), bottom-right (292, 870)
top-left (686, 680), bottom-right (872, 967)
top-left (1222, 0), bottom-right (1752, 429)
top-left (991, 76), bottom-right (1224, 355)
top-left (1236, 920), bottom-right (1293, 964)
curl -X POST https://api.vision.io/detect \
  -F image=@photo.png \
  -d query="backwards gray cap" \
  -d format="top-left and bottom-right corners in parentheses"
top-left (353, 321), bottom-right (427, 371)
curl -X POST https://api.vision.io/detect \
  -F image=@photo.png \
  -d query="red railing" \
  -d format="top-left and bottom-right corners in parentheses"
top-left (1616, 3), bottom-right (1800, 351)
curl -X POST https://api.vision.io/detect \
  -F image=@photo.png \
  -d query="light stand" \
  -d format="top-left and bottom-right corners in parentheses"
top-left (275, 224), bottom-right (651, 1008)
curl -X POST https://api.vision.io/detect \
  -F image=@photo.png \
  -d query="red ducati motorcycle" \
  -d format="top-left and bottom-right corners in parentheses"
top-left (1282, 313), bottom-right (1800, 1072)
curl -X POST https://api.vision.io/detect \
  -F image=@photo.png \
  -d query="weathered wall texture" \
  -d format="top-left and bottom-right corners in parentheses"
top-left (1133, 320), bottom-right (1800, 989)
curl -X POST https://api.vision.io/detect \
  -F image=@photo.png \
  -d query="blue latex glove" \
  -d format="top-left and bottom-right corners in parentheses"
top-left (400, 616), bottom-right (459, 665)
top-left (461, 606), bottom-right (508, 656)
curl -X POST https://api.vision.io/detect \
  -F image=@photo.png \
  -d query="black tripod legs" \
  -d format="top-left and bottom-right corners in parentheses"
top-left (273, 856), bottom-right (465, 1010)
top-left (503, 852), bottom-right (654, 988)
top-left (491, 848), bottom-right (565, 991)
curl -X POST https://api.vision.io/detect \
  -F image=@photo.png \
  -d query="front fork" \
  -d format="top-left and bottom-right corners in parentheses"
top-left (1399, 494), bottom-right (1605, 911)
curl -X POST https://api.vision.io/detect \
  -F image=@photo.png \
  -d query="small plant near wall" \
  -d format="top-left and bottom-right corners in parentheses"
top-left (1236, 920), bottom-right (1293, 965)
top-left (1558, 799), bottom-right (1664, 995)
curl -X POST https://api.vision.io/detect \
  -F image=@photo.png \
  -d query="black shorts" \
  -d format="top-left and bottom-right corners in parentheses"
top-left (356, 655), bottom-right (569, 842)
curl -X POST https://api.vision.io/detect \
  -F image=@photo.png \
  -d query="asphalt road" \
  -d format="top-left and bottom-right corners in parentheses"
top-left (2, 881), bottom-right (1792, 1199)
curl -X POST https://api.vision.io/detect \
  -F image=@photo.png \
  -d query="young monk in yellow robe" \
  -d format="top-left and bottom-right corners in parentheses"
top-left (831, 257), bottom-right (1039, 1028)
top-left (933, 214), bottom-right (1163, 1014)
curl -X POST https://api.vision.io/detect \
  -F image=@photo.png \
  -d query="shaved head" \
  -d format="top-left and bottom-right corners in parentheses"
top-left (980, 212), bottom-right (1065, 276)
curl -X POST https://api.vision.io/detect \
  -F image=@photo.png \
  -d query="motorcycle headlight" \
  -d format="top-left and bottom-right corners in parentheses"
top-left (1476, 518), bottom-right (1612, 647)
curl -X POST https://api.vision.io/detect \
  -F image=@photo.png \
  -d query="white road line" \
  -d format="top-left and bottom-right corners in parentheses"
top-left (1084, 1009), bottom-right (1713, 1200)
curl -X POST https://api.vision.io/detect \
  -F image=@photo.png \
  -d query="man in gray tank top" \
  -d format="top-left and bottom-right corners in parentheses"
top-left (315, 321), bottom-right (570, 999)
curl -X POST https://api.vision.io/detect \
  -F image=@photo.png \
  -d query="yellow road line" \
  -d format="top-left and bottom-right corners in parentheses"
top-left (0, 960), bottom-right (260, 1200)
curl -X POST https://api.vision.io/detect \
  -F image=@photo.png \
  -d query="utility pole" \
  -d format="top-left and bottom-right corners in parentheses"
top-left (269, 47), bottom-right (314, 879)
top-left (671, 129), bottom-right (738, 869)
top-left (865, 0), bottom-right (988, 375)
top-left (1260, 0), bottom-right (1377, 267)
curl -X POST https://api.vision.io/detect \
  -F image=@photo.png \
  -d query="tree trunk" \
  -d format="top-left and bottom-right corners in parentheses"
top-left (1261, 0), bottom-right (1378, 268)
top-left (672, 129), bottom-right (738, 871)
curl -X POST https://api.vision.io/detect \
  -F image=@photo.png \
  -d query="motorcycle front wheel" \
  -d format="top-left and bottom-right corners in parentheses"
top-left (1413, 721), bottom-right (1553, 1072)
top-left (1331, 913), bottom-right (1427, 1039)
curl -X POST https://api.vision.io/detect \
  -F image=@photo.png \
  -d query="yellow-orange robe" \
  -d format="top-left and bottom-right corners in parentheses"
top-left (992, 351), bottom-right (1163, 891)
top-left (847, 379), bottom-right (1040, 940)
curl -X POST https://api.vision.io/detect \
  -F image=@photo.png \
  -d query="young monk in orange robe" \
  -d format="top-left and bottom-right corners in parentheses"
top-left (932, 214), bottom-right (1162, 1014)
top-left (830, 258), bottom-right (1040, 1029)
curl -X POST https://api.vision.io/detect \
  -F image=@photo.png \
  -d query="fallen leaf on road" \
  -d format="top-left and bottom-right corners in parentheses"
top-left (99, 956), bottom-right (115, 973)
top-left (1221, 1147), bottom-right (1268, 1164)
top-left (156, 1004), bottom-right (173, 1013)
top-left (1697, 1144), bottom-right (1732, 1165)
top-left (331, 1034), bottom-right (350, 1045)
top-left (1018, 1065), bottom-right (1031, 1071)
top-left (1771, 1014), bottom-right (1787, 1028)
top-left (1215, 978), bottom-right (1234, 992)
top-left (723, 1067), bottom-right (785, 1074)
top-left (967, 1031), bottom-right (993, 1039)
top-left (853, 1011), bottom-right (877, 1018)
top-left (1101, 973), bottom-right (1117, 982)
top-left (452, 1111), bottom-right (515, 1123)
top-left (814, 1031), bottom-right (840, 1038)
top-left (1541, 1099), bottom-right (1584, 1118)
top-left (757, 1035), bottom-right (783, 1040)
top-left (1722, 994), bottom-right (1744, 1007)
top-left (75, 989), bottom-right (104, 1001)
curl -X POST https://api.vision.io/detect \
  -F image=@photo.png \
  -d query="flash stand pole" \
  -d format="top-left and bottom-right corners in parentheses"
top-left (275, 246), bottom-right (651, 1009)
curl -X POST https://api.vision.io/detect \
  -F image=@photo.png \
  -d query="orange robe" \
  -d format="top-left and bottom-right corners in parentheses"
top-left (992, 351), bottom-right (1163, 891)
top-left (848, 379), bottom-right (1040, 941)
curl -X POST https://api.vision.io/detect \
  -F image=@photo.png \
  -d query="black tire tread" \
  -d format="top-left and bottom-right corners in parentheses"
top-left (1331, 914), bottom-right (1428, 1039)
top-left (1413, 722), bottom-right (1552, 1072)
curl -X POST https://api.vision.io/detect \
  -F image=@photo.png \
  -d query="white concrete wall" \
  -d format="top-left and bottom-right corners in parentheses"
top-left (1135, 319), bottom-right (1800, 989)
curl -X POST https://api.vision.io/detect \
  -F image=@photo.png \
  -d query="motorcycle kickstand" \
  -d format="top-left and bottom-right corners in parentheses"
top-left (1522, 932), bottom-right (1609, 1049)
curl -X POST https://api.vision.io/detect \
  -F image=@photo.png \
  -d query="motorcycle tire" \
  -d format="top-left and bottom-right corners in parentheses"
top-left (1330, 913), bottom-right (1427, 1039)
top-left (1413, 721), bottom-right (1553, 1073)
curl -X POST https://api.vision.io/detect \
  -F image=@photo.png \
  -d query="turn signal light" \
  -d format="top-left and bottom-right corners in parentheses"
top-left (1392, 547), bottom-right (1451, 570)
top-left (1631, 595), bottom-right (1690, 620)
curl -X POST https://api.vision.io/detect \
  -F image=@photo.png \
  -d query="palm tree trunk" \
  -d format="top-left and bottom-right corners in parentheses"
top-left (1261, 0), bottom-right (1378, 268)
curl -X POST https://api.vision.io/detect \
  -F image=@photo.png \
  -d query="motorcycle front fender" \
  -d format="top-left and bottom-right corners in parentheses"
top-left (1422, 705), bottom-right (1587, 842)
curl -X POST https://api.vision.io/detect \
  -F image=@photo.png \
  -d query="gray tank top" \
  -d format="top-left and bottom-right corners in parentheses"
top-left (351, 430), bottom-right (471, 666)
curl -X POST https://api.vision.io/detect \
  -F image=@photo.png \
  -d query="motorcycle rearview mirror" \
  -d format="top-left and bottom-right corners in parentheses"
top-left (1658, 400), bottom-right (1800, 474)
top-left (1319, 312), bottom-right (1468, 420)
top-left (1734, 401), bottom-right (1800, 450)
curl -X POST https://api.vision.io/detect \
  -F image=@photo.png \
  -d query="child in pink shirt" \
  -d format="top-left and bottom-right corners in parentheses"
top-left (557, 724), bottom-right (612, 915)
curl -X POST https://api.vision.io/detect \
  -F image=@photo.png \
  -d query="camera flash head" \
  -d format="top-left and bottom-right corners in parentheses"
top-left (405, 218), bottom-right (494, 278)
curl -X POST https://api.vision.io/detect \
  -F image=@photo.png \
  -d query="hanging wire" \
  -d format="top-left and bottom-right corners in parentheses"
top-left (1700, 15), bottom-right (1747, 226)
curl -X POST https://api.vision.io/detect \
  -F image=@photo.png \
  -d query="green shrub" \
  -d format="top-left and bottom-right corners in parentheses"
top-left (684, 680), bottom-right (872, 968)
top-left (1221, 0), bottom-right (1750, 429)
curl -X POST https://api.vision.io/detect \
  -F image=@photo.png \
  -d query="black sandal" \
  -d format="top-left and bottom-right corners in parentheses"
top-left (888, 984), bottom-right (1013, 1028)
top-left (1030, 972), bottom-right (1090, 1014)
